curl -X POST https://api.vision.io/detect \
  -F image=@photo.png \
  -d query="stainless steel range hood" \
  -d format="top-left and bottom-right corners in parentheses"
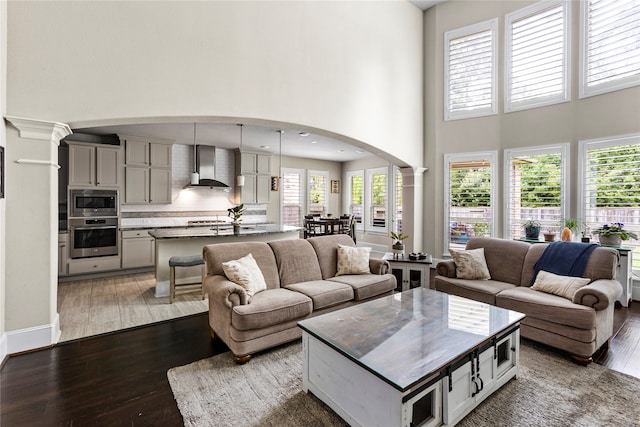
top-left (188, 145), bottom-right (230, 188)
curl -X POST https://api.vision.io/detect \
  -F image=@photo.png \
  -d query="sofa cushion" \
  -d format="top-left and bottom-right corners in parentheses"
top-left (531, 270), bottom-right (591, 300)
top-left (435, 277), bottom-right (515, 305)
top-left (328, 273), bottom-right (396, 301)
top-left (449, 247), bottom-right (491, 280)
top-left (268, 239), bottom-right (323, 286)
top-left (307, 234), bottom-right (357, 279)
top-left (232, 288), bottom-right (312, 331)
top-left (285, 280), bottom-right (354, 310)
top-left (336, 244), bottom-right (371, 276)
top-left (204, 242), bottom-right (281, 289)
top-left (466, 238), bottom-right (530, 285)
top-left (497, 287), bottom-right (596, 329)
top-left (221, 253), bottom-right (267, 299)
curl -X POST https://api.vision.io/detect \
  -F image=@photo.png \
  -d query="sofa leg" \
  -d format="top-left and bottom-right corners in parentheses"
top-left (209, 327), bottom-right (216, 340)
top-left (570, 354), bottom-right (593, 365)
top-left (234, 354), bottom-right (252, 364)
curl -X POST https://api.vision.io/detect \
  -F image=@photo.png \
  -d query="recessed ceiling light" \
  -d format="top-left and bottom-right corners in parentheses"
top-left (260, 145), bottom-right (270, 149)
top-left (299, 132), bottom-right (309, 137)
top-left (338, 149), bottom-right (345, 153)
top-left (310, 140), bottom-right (317, 144)
top-left (355, 150), bottom-right (365, 153)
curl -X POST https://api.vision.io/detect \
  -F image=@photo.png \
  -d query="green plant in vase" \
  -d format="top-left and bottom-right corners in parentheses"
top-left (227, 204), bottom-right (246, 234)
top-left (592, 222), bottom-right (638, 247)
top-left (390, 231), bottom-right (408, 258)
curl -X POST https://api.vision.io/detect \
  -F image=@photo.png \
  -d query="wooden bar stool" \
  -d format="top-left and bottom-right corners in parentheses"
top-left (169, 255), bottom-right (206, 303)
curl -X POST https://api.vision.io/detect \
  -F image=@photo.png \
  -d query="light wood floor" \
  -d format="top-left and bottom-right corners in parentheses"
top-left (57, 272), bottom-right (208, 342)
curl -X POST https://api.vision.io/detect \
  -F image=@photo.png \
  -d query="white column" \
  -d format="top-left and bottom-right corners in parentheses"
top-left (4, 116), bottom-right (71, 354)
top-left (400, 167), bottom-right (427, 254)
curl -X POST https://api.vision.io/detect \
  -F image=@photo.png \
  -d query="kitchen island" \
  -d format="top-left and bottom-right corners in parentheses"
top-left (148, 224), bottom-right (301, 297)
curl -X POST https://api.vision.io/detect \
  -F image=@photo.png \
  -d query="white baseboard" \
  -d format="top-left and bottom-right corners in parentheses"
top-left (5, 314), bottom-right (60, 355)
top-left (0, 333), bottom-right (7, 366)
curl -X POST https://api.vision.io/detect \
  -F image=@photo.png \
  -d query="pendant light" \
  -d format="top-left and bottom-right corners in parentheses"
top-left (236, 124), bottom-right (245, 187)
top-left (190, 123), bottom-right (199, 185)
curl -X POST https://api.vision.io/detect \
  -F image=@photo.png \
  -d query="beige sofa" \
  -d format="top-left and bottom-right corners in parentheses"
top-left (435, 238), bottom-right (622, 364)
top-left (203, 234), bottom-right (396, 363)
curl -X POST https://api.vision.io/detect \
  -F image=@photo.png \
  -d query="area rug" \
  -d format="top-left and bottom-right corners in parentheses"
top-left (168, 340), bottom-right (640, 427)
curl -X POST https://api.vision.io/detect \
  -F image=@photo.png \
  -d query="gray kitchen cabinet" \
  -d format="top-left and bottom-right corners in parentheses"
top-left (121, 229), bottom-right (155, 269)
top-left (123, 136), bottom-right (172, 204)
top-left (68, 142), bottom-right (122, 188)
top-left (236, 151), bottom-right (271, 203)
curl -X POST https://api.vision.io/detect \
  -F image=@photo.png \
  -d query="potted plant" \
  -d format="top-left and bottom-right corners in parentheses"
top-left (523, 220), bottom-right (541, 240)
top-left (560, 218), bottom-right (583, 241)
top-left (592, 222), bottom-right (638, 247)
top-left (390, 231), bottom-right (408, 258)
top-left (227, 204), bottom-right (246, 234)
top-left (581, 227), bottom-right (591, 243)
top-left (543, 229), bottom-right (556, 242)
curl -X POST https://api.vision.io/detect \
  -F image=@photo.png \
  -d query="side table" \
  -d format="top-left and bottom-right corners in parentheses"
top-left (382, 252), bottom-right (432, 292)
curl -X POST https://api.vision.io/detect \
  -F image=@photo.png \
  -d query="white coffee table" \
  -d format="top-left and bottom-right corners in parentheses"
top-left (298, 288), bottom-right (525, 427)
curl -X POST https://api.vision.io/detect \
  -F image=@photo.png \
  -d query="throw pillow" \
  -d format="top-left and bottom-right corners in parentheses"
top-left (221, 253), bottom-right (267, 299)
top-left (336, 244), bottom-right (371, 276)
top-left (531, 270), bottom-right (591, 300)
top-left (449, 247), bottom-right (491, 280)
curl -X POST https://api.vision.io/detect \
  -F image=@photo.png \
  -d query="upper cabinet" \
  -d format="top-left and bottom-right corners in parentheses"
top-left (236, 151), bottom-right (271, 204)
top-left (122, 136), bottom-right (173, 204)
top-left (68, 142), bottom-right (122, 188)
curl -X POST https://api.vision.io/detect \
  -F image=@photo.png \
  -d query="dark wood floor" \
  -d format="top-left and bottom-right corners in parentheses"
top-left (1, 303), bottom-right (639, 426)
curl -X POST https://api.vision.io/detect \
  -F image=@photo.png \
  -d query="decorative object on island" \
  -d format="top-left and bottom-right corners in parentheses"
top-left (523, 219), bottom-right (541, 240)
top-left (227, 204), bottom-right (246, 234)
top-left (390, 231), bottom-right (408, 258)
top-left (592, 222), bottom-right (638, 248)
top-left (236, 124), bottom-right (245, 187)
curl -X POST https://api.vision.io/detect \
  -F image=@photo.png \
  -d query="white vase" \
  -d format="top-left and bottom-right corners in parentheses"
top-left (598, 235), bottom-right (622, 247)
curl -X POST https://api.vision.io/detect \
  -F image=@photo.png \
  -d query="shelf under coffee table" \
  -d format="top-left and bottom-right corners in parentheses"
top-left (298, 288), bottom-right (525, 427)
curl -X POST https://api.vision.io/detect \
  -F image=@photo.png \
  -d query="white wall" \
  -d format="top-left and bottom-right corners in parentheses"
top-left (0, 0), bottom-right (7, 361)
top-left (6, 1), bottom-right (424, 168)
top-left (423, 0), bottom-right (640, 257)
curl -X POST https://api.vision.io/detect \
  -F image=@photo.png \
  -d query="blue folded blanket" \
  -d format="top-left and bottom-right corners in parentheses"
top-left (532, 241), bottom-right (598, 284)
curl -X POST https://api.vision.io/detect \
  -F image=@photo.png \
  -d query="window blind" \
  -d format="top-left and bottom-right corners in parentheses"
top-left (507, 152), bottom-right (563, 239)
top-left (506, 2), bottom-right (569, 111)
top-left (583, 141), bottom-right (640, 259)
top-left (446, 20), bottom-right (497, 120)
top-left (448, 159), bottom-right (493, 249)
top-left (581, 0), bottom-right (640, 97)
top-left (308, 172), bottom-right (328, 216)
top-left (282, 170), bottom-right (302, 226)
top-left (350, 173), bottom-right (363, 225)
top-left (394, 170), bottom-right (403, 234)
top-left (369, 170), bottom-right (387, 229)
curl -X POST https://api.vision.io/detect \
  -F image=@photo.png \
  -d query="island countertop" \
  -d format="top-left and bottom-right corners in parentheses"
top-left (148, 224), bottom-right (301, 240)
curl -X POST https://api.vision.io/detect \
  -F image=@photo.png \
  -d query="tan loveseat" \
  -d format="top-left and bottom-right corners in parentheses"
top-left (435, 238), bottom-right (622, 363)
top-left (203, 234), bottom-right (396, 363)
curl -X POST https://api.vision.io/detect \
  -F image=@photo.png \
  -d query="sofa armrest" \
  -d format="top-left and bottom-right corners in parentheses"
top-left (436, 260), bottom-right (457, 278)
top-left (572, 279), bottom-right (623, 310)
top-left (369, 258), bottom-right (391, 275)
top-left (203, 274), bottom-right (249, 307)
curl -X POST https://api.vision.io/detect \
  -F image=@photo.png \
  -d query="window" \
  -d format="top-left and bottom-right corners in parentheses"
top-left (308, 170), bottom-right (328, 216)
top-left (580, 0), bottom-right (640, 98)
top-left (281, 168), bottom-right (304, 227)
top-left (444, 152), bottom-right (498, 252)
top-left (346, 170), bottom-right (364, 230)
top-left (579, 134), bottom-right (640, 271)
top-left (445, 19), bottom-right (498, 120)
top-left (504, 145), bottom-right (569, 240)
top-left (393, 167), bottom-right (403, 234)
top-left (365, 167), bottom-right (388, 233)
top-left (505, 1), bottom-right (570, 112)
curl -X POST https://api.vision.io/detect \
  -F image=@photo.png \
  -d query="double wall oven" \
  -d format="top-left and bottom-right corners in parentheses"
top-left (68, 189), bottom-right (119, 259)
